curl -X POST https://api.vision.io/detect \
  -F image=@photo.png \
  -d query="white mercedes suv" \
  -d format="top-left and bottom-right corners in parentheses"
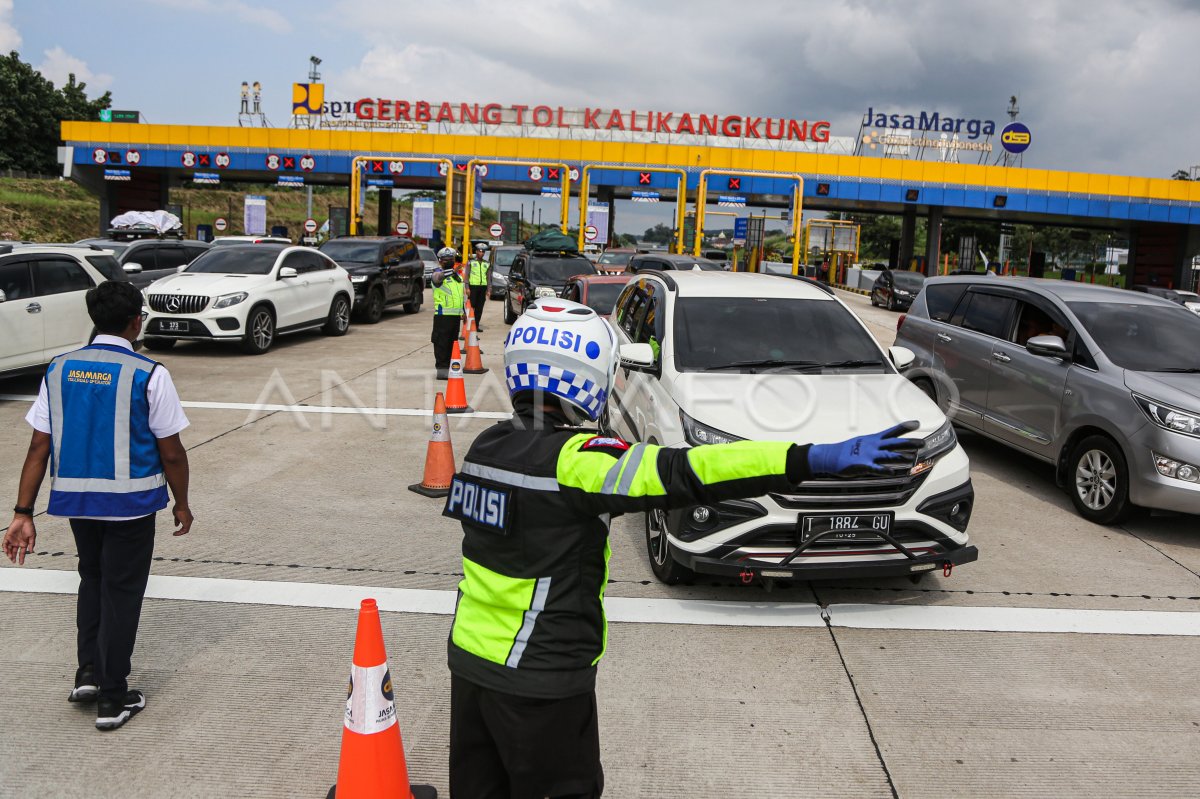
top-left (143, 244), bottom-right (353, 354)
top-left (605, 270), bottom-right (978, 585)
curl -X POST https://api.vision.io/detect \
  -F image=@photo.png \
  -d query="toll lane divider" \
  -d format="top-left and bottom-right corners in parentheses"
top-left (0, 395), bottom-right (512, 420)
top-left (4, 569), bottom-right (1199, 637)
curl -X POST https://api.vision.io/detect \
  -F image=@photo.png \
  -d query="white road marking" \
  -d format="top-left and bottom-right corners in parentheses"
top-left (0, 395), bottom-right (511, 420)
top-left (3, 569), bottom-right (1198, 636)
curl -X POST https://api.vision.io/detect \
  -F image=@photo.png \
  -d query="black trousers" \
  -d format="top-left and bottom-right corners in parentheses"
top-left (469, 285), bottom-right (488, 328)
top-left (432, 314), bottom-right (463, 369)
top-left (71, 514), bottom-right (157, 699)
top-left (450, 675), bottom-right (603, 799)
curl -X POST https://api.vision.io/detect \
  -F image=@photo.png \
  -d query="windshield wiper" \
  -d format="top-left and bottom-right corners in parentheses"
top-left (1150, 367), bottom-right (1200, 373)
top-left (703, 359), bottom-right (823, 372)
top-left (821, 359), bottom-right (885, 369)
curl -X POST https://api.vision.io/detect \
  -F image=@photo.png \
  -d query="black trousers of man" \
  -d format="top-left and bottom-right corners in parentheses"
top-left (469, 285), bottom-right (488, 330)
top-left (70, 515), bottom-right (156, 700)
top-left (432, 314), bottom-right (463, 370)
top-left (450, 676), bottom-right (603, 799)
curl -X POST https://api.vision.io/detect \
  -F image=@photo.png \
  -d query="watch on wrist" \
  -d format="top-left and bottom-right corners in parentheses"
top-left (13, 505), bottom-right (34, 516)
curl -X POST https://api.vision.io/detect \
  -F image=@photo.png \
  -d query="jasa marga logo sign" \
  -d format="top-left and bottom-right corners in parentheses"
top-left (864, 107), bottom-right (997, 140)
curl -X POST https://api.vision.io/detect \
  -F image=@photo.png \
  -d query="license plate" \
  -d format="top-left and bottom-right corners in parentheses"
top-left (798, 512), bottom-right (892, 543)
top-left (161, 320), bottom-right (188, 332)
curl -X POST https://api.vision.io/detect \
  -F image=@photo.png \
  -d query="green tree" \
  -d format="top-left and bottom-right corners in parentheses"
top-left (1171, 169), bottom-right (1192, 181)
top-left (0, 51), bottom-right (111, 174)
top-left (641, 223), bottom-right (673, 244)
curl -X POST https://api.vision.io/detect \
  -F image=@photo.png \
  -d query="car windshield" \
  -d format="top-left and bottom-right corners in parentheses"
top-left (418, 247), bottom-right (436, 261)
top-left (665, 258), bottom-right (723, 271)
top-left (186, 247), bottom-right (279, 275)
top-left (1069, 301), bottom-right (1200, 372)
top-left (582, 282), bottom-right (626, 314)
top-left (598, 251), bottom-right (632, 266)
top-left (529, 258), bottom-right (596, 284)
top-left (85, 254), bottom-right (123, 281)
top-left (674, 297), bottom-right (886, 372)
top-left (89, 241), bottom-right (129, 257)
top-left (892, 271), bottom-right (925, 289)
top-left (320, 241), bottom-right (379, 263)
top-left (494, 249), bottom-right (519, 270)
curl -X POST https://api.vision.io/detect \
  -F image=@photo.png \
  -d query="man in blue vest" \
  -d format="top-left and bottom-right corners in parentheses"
top-left (3, 280), bottom-right (193, 732)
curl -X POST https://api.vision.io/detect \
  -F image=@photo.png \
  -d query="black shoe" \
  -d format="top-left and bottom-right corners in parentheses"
top-left (96, 690), bottom-right (145, 731)
top-left (68, 664), bottom-right (98, 703)
top-left (436, 369), bottom-right (449, 380)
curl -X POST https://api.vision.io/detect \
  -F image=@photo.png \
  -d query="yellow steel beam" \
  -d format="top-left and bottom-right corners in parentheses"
top-left (695, 169), bottom-right (804, 275)
top-left (577, 165), bottom-right (688, 253)
top-left (349, 156), bottom-right (453, 239)
top-left (464, 159), bottom-right (570, 251)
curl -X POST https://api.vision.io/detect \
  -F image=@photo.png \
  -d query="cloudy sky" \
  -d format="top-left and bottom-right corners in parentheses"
top-left (6, 0), bottom-right (1199, 229)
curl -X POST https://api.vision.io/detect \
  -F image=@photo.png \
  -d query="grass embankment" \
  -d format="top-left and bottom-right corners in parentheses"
top-left (0, 177), bottom-right (510, 243)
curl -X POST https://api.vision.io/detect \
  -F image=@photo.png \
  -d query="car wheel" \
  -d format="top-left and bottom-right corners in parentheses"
top-left (503, 296), bottom-right (516, 325)
top-left (1068, 435), bottom-right (1134, 524)
top-left (645, 508), bottom-right (696, 585)
top-left (887, 293), bottom-right (897, 311)
top-left (869, 291), bottom-right (878, 307)
top-left (143, 337), bottom-right (176, 351)
top-left (403, 285), bottom-right (422, 314)
top-left (323, 295), bottom-right (352, 336)
top-left (240, 306), bottom-right (275, 354)
top-left (361, 289), bottom-right (385, 324)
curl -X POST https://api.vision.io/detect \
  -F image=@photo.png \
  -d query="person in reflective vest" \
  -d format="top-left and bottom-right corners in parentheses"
top-left (467, 242), bottom-right (490, 331)
top-left (430, 246), bottom-right (465, 379)
top-left (3, 280), bottom-right (193, 732)
top-left (443, 298), bottom-right (919, 798)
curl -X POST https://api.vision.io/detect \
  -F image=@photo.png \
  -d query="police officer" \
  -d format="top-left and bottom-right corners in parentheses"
top-left (430, 246), bottom-right (465, 379)
top-left (3, 280), bottom-right (193, 732)
top-left (443, 298), bottom-right (919, 797)
top-left (467, 242), bottom-right (490, 331)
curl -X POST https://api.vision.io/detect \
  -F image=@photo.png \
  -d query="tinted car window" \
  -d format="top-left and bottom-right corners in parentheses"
top-left (185, 245), bottom-right (209, 262)
top-left (155, 246), bottom-right (192, 271)
top-left (956, 291), bottom-right (1015, 338)
top-left (892, 271), bottom-right (925, 289)
top-left (0, 261), bottom-right (34, 300)
top-left (924, 283), bottom-right (969, 322)
top-left (1011, 301), bottom-right (1069, 346)
top-left (418, 247), bottom-right (437, 261)
top-left (85, 254), bottom-right (124, 281)
top-left (582, 282), bottom-right (626, 314)
top-left (187, 247), bottom-right (279, 275)
top-left (1068, 301), bottom-right (1200, 372)
top-left (36, 258), bottom-right (94, 295)
top-left (396, 241), bottom-right (418, 262)
top-left (320, 240), bottom-right (381, 263)
top-left (493, 249), bottom-right (519, 269)
top-left (598, 251), bottom-right (632, 266)
top-left (674, 297), bottom-right (883, 372)
top-left (124, 244), bottom-right (155, 269)
top-left (528, 257), bottom-right (596, 284)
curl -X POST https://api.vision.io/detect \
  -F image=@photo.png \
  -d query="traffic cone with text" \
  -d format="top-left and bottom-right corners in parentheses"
top-left (327, 598), bottom-right (436, 799)
top-left (444, 341), bottom-right (473, 414)
top-left (408, 392), bottom-right (455, 498)
top-left (463, 321), bottom-right (488, 374)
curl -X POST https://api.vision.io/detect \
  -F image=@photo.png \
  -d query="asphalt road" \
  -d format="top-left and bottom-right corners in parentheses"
top-left (1, 284), bottom-right (1197, 798)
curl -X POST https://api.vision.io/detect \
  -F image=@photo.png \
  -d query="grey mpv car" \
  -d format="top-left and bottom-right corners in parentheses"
top-left (896, 276), bottom-right (1200, 524)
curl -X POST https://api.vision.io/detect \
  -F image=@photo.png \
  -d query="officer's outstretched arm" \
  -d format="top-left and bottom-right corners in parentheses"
top-left (556, 423), bottom-right (920, 517)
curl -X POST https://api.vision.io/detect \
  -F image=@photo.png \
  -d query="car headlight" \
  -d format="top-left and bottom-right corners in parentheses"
top-left (494, 274), bottom-right (508, 285)
top-left (910, 420), bottom-right (957, 475)
top-left (534, 286), bottom-right (558, 298)
top-left (212, 292), bottom-right (248, 309)
top-left (680, 410), bottom-right (745, 446)
top-left (1136, 396), bottom-right (1200, 438)
top-left (350, 275), bottom-right (369, 283)
top-left (895, 289), bottom-right (911, 297)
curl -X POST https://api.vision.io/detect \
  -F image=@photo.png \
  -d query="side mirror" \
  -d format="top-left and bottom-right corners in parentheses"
top-left (1026, 334), bottom-right (1068, 358)
top-left (176, 265), bottom-right (187, 273)
top-left (123, 262), bottom-right (143, 274)
top-left (619, 343), bottom-right (656, 369)
top-left (888, 345), bottom-right (916, 371)
top-left (279, 266), bottom-right (299, 279)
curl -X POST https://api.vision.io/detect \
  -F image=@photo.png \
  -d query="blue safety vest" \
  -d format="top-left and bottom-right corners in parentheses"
top-left (44, 344), bottom-right (169, 518)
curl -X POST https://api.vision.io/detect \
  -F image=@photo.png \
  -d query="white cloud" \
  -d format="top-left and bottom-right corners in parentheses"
top-left (143, 0), bottom-right (291, 34)
top-left (0, 0), bottom-right (21, 51)
top-left (36, 46), bottom-right (113, 92)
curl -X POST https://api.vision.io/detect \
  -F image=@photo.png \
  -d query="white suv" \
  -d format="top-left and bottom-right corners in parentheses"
top-left (143, 244), bottom-right (353, 354)
top-left (0, 245), bottom-right (125, 378)
top-left (606, 271), bottom-right (978, 585)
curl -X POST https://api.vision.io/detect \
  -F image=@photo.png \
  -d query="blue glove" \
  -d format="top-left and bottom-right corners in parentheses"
top-left (807, 421), bottom-right (921, 478)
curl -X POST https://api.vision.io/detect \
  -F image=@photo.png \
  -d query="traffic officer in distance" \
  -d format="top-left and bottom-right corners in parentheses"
top-left (443, 298), bottom-right (920, 798)
top-left (467, 242), bottom-right (491, 331)
top-left (3, 280), bottom-right (193, 732)
top-left (429, 246), bottom-right (465, 380)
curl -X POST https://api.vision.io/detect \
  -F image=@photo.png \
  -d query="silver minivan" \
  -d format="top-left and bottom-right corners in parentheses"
top-left (896, 276), bottom-right (1200, 524)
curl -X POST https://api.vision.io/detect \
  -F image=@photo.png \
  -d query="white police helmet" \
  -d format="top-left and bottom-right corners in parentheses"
top-left (437, 246), bottom-right (457, 261)
top-left (503, 298), bottom-right (617, 422)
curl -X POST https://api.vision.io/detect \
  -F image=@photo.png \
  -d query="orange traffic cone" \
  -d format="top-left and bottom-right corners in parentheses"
top-left (463, 324), bottom-right (488, 374)
top-left (327, 598), bottom-right (436, 799)
top-left (460, 300), bottom-right (473, 342)
top-left (444, 341), bottom-right (473, 414)
top-left (408, 393), bottom-right (455, 498)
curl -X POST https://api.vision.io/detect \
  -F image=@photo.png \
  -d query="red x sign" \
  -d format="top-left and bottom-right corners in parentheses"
top-left (638, 172), bottom-right (652, 184)
top-left (371, 161), bottom-right (384, 172)
top-left (547, 167), bottom-right (561, 180)
top-left (728, 177), bottom-right (741, 190)
top-left (282, 156), bottom-right (296, 170)
top-left (455, 163), bottom-right (468, 171)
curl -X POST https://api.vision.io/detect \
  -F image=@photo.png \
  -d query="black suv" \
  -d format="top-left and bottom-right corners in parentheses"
top-left (75, 235), bottom-right (210, 289)
top-left (319, 236), bottom-right (424, 323)
top-left (627, 253), bottom-right (723, 273)
top-left (502, 250), bottom-right (597, 324)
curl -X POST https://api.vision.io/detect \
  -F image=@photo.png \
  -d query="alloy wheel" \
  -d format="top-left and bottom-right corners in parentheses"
top-left (1075, 449), bottom-right (1116, 511)
top-left (252, 311), bottom-right (273, 350)
top-left (647, 508), bottom-right (669, 565)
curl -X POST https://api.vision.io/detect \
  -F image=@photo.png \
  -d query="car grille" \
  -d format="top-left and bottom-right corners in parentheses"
top-left (148, 294), bottom-right (209, 314)
top-left (769, 472), bottom-right (929, 510)
top-left (732, 524), bottom-right (930, 549)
